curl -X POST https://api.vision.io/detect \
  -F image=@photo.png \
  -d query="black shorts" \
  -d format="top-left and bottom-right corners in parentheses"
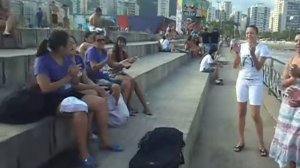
top-left (44, 90), bottom-right (84, 115)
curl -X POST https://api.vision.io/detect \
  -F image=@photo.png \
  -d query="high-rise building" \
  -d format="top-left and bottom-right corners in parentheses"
top-left (272, 0), bottom-right (300, 32)
top-left (215, 9), bottom-right (221, 21)
top-left (239, 14), bottom-right (248, 31)
top-left (221, 1), bottom-right (232, 21)
top-left (158, 0), bottom-right (170, 17)
top-left (248, 3), bottom-right (270, 32)
top-left (232, 11), bottom-right (242, 25)
top-left (99, 0), bottom-right (117, 15)
top-left (269, 10), bottom-right (275, 31)
top-left (207, 6), bottom-right (217, 22)
top-left (139, 0), bottom-right (158, 17)
top-left (124, 0), bottom-right (139, 16)
top-left (72, 0), bottom-right (88, 14)
top-left (280, 0), bottom-right (300, 31)
top-left (99, 0), bottom-right (139, 16)
top-left (169, 0), bottom-right (177, 17)
top-left (272, 0), bottom-right (282, 32)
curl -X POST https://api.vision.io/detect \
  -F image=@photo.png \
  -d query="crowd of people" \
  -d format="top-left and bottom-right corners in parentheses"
top-left (33, 28), bottom-right (152, 168)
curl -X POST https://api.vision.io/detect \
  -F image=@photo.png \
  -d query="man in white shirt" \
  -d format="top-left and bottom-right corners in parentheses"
top-left (160, 36), bottom-right (172, 52)
top-left (199, 47), bottom-right (222, 84)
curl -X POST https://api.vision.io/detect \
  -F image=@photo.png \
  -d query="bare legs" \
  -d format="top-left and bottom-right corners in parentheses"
top-left (3, 14), bottom-right (16, 35)
top-left (212, 66), bottom-right (220, 80)
top-left (72, 112), bottom-right (89, 159)
top-left (81, 95), bottom-right (111, 149)
top-left (251, 105), bottom-right (265, 149)
top-left (237, 102), bottom-right (247, 146)
top-left (236, 102), bottom-right (266, 149)
top-left (111, 84), bottom-right (121, 105)
top-left (118, 75), bottom-right (150, 114)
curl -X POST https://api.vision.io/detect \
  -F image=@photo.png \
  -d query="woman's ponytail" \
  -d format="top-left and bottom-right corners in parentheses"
top-left (36, 39), bottom-right (49, 57)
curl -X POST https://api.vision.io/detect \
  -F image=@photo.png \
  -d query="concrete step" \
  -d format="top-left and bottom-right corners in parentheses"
top-left (0, 29), bottom-right (159, 49)
top-left (92, 59), bottom-right (209, 168)
top-left (41, 57), bottom-right (209, 168)
top-left (43, 60), bottom-right (209, 168)
top-left (0, 51), bottom-right (199, 168)
top-left (0, 41), bottom-right (159, 87)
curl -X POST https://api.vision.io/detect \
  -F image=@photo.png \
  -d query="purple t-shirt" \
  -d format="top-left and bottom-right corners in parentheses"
top-left (85, 46), bottom-right (109, 81)
top-left (74, 55), bottom-right (85, 69)
top-left (34, 53), bottom-right (73, 94)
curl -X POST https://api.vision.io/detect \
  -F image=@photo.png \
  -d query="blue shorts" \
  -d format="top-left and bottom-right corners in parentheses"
top-left (202, 67), bottom-right (215, 73)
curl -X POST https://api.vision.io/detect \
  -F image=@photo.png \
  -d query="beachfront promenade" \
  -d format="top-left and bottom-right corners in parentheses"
top-left (0, 33), bottom-right (284, 168)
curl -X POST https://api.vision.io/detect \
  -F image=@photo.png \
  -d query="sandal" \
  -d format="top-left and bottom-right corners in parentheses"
top-left (234, 144), bottom-right (244, 152)
top-left (129, 108), bottom-right (139, 114)
top-left (100, 144), bottom-right (124, 152)
top-left (259, 148), bottom-right (268, 157)
top-left (143, 110), bottom-right (152, 116)
top-left (129, 108), bottom-right (138, 116)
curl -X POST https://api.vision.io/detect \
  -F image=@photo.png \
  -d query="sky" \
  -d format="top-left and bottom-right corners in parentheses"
top-left (211, 0), bottom-right (275, 13)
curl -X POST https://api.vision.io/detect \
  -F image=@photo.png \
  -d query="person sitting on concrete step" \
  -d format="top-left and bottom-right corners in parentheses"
top-left (0, 0), bottom-right (16, 36)
top-left (107, 36), bottom-right (152, 116)
top-left (199, 46), bottom-right (223, 85)
top-left (83, 32), bottom-right (122, 105)
top-left (34, 30), bottom-right (123, 168)
top-left (78, 31), bottom-right (95, 57)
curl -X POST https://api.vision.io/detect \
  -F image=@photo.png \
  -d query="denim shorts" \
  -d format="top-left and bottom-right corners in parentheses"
top-left (202, 67), bottom-right (215, 73)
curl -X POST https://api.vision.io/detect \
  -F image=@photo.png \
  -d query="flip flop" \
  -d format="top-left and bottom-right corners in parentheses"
top-left (100, 144), bottom-right (124, 152)
top-left (234, 144), bottom-right (244, 152)
top-left (130, 108), bottom-right (139, 114)
top-left (259, 148), bottom-right (268, 157)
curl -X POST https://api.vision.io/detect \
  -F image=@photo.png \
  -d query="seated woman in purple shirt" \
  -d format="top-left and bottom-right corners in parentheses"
top-left (107, 36), bottom-right (152, 115)
top-left (84, 33), bottom-right (122, 105)
top-left (69, 35), bottom-right (121, 106)
top-left (34, 30), bottom-right (122, 168)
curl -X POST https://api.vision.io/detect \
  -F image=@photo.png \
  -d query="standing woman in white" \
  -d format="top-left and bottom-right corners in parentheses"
top-left (232, 25), bottom-right (271, 156)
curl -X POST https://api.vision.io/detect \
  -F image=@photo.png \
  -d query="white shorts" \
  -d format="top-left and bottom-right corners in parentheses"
top-left (236, 78), bottom-right (264, 106)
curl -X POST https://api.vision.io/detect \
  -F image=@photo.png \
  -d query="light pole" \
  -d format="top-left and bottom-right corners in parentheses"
top-left (216, 0), bottom-right (221, 30)
top-left (288, 16), bottom-right (294, 41)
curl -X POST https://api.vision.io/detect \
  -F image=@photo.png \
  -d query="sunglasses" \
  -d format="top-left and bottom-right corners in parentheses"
top-left (96, 39), bottom-right (106, 42)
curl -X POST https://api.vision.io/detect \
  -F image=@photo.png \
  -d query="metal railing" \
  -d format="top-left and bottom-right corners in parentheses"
top-left (263, 57), bottom-right (286, 101)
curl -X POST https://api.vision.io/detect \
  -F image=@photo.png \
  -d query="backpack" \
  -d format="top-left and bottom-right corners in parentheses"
top-left (129, 127), bottom-right (185, 168)
top-left (0, 85), bottom-right (49, 124)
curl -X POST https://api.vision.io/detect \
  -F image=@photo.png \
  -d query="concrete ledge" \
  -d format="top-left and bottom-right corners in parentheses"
top-left (0, 41), bottom-right (159, 87)
top-left (0, 29), bottom-right (158, 49)
top-left (0, 51), bottom-right (201, 168)
top-left (182, 73), bottom-right (209, 168)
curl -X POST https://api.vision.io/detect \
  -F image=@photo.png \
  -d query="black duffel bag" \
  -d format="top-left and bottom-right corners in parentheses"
top-left (129, 127), bottom-right (185, 168)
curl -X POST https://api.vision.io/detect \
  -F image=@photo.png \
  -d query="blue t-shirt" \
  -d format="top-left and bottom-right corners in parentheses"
top-left (85, 46), bottom-right (109, 81)
top-left (34, 53), bottom-right (73, 95)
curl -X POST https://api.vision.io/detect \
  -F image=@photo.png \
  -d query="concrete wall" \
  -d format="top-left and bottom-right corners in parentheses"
top-left (0, 29), bottom-right (158, 49)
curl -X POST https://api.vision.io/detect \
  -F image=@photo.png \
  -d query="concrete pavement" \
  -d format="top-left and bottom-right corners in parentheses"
top-left (190, 47), bottom-right (279, 168)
